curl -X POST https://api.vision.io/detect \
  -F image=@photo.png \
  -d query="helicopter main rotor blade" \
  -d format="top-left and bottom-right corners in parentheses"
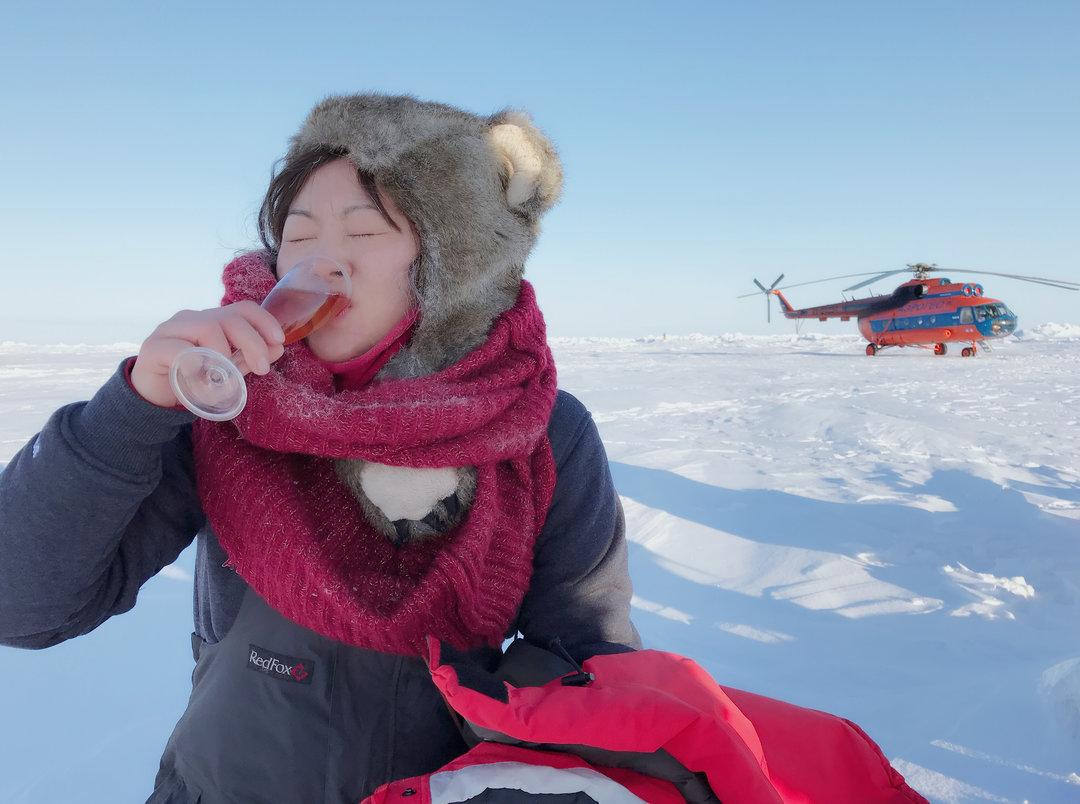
top-left (843, 270), bottom-right (910, 292)
top-left (739, 265), bottom-right (1080, 300)
top-left (997, 276), bottom-right (1080, 291)
top-left (948, 269), bottom-right (1080, 291)
top-left (739, 270), bottom-right (909, 297)
top-left (771, 271), bottom-right (907, 292)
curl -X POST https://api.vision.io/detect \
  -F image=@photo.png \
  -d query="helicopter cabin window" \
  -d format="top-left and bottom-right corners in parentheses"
top-left (960, 307), bottom-right (974, 324)
top-left (974, 306), bottom-right (988, 322)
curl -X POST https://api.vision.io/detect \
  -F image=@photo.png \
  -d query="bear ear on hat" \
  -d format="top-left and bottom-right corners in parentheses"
top-left (486, 109), bottom-right (564, 214)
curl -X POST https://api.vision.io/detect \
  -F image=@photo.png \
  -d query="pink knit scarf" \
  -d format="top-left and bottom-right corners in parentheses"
top-left (317, 305), bottom-right (420, 391)
top-left (190, 251), bottom-right (558, 655)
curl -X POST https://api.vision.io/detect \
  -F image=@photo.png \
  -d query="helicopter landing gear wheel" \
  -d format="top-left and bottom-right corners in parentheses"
top-left (934, 343), bottom-right (947, 356)
top-left (961, 345), bottom-right (976, 357)
top-left (865, 343), bottom-right (878, 356)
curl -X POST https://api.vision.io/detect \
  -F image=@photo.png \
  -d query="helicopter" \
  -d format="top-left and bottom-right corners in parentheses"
top-left (740, 263), bottom-right (1079, 356)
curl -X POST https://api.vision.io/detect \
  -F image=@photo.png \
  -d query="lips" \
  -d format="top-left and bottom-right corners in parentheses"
top-left (333, 302), bottom-right (354, 319)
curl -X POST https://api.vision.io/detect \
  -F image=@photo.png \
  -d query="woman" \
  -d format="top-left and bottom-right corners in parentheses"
top-left (0, 92), bottom-right (641, 802)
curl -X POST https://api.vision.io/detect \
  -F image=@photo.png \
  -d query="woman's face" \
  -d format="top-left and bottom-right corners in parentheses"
top-left (276, 157), bottom-right (420, 362)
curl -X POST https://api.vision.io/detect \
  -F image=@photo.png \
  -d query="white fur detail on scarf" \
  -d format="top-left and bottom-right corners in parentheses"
top-left (359, 462), bottom-right (461, 521)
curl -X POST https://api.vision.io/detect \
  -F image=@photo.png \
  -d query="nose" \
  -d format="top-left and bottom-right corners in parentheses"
top-left (316, 244), bottom-right (353, 272)
top-left (316, 247), bottom-right (357, 282)
top-left (298, 252), bottom-right (354, 298)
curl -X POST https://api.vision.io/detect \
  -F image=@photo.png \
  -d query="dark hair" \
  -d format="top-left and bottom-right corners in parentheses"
top-left (257, 144), bottom-right (402, 262)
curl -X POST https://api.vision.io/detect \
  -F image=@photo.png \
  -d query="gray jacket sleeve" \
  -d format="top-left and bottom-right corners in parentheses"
top-left (0, 356), bottom-right (205, 649)
top-left (514, 398), bottom-right (643, 664)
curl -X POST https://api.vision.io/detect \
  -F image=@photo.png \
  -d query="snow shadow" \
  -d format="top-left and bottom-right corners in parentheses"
top-left (609, 461), bottom-right (1077, 622)
top-left (607, 460), bottom-right (1080, 799)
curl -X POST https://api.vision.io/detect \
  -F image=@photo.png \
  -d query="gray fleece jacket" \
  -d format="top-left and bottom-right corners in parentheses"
top-left (0, 355), bottom-right (641, 802)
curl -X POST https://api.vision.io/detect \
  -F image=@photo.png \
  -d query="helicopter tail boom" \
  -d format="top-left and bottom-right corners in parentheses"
top-left (770, 288), bottom-right (796, 317)
top-left (761, 283), bottom-right (922, 322)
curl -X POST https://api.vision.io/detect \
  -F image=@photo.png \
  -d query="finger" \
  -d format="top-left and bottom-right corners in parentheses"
top-left (153, 318), bottom-right (232, 364)
top-left (182, 319), bottom-right (235, 370)
top-left (220, 314), bottom-right (273, 375)
top-left (141, 336), bottom-right (199, 375)
top-left (230, 300), bottom-right (286, 347)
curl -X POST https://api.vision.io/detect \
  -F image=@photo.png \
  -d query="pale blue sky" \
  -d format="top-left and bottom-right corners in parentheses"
top-left (2, 1), bottom-right (1077, 343)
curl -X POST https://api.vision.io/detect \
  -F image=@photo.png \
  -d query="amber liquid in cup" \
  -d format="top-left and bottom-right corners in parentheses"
top-left (263, 286), bottom-right (351, 345)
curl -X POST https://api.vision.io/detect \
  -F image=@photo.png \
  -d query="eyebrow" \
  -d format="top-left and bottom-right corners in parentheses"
top-left (286, 203), bottom-right (378, 219)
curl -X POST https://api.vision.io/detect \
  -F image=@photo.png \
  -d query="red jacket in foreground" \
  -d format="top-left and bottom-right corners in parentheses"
top-left (363, 637), bottom-right (928, 803)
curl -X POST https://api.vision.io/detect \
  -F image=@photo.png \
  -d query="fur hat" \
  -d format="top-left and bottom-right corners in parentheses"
top-left (281, 92), bottom-right (564, 544)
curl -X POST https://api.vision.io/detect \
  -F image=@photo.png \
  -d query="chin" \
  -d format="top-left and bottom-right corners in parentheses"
top-left (308, 340), bottom-right (356, 362)
top-left (307, 329), bottom-right (374, 363)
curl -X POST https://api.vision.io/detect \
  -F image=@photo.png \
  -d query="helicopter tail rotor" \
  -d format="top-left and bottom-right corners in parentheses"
top-left (751, 274), bottom-right (785, 322)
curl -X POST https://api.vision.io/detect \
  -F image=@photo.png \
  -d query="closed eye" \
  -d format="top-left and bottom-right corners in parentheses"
top-left (286, 234), bottom-right (382, 242)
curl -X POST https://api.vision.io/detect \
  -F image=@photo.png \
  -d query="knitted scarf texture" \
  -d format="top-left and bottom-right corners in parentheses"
top-left (190, 251), bottom-right (558, 655)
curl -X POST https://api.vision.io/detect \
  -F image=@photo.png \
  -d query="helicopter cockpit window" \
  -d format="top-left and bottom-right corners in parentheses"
top-left (974, 306), bottom-right (988, 322)
top-left (960, 307), bottom-right (974, 324)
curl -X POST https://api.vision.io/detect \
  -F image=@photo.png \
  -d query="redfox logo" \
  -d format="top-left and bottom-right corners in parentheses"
top-left (247, 644), bottom-right (315, 685)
